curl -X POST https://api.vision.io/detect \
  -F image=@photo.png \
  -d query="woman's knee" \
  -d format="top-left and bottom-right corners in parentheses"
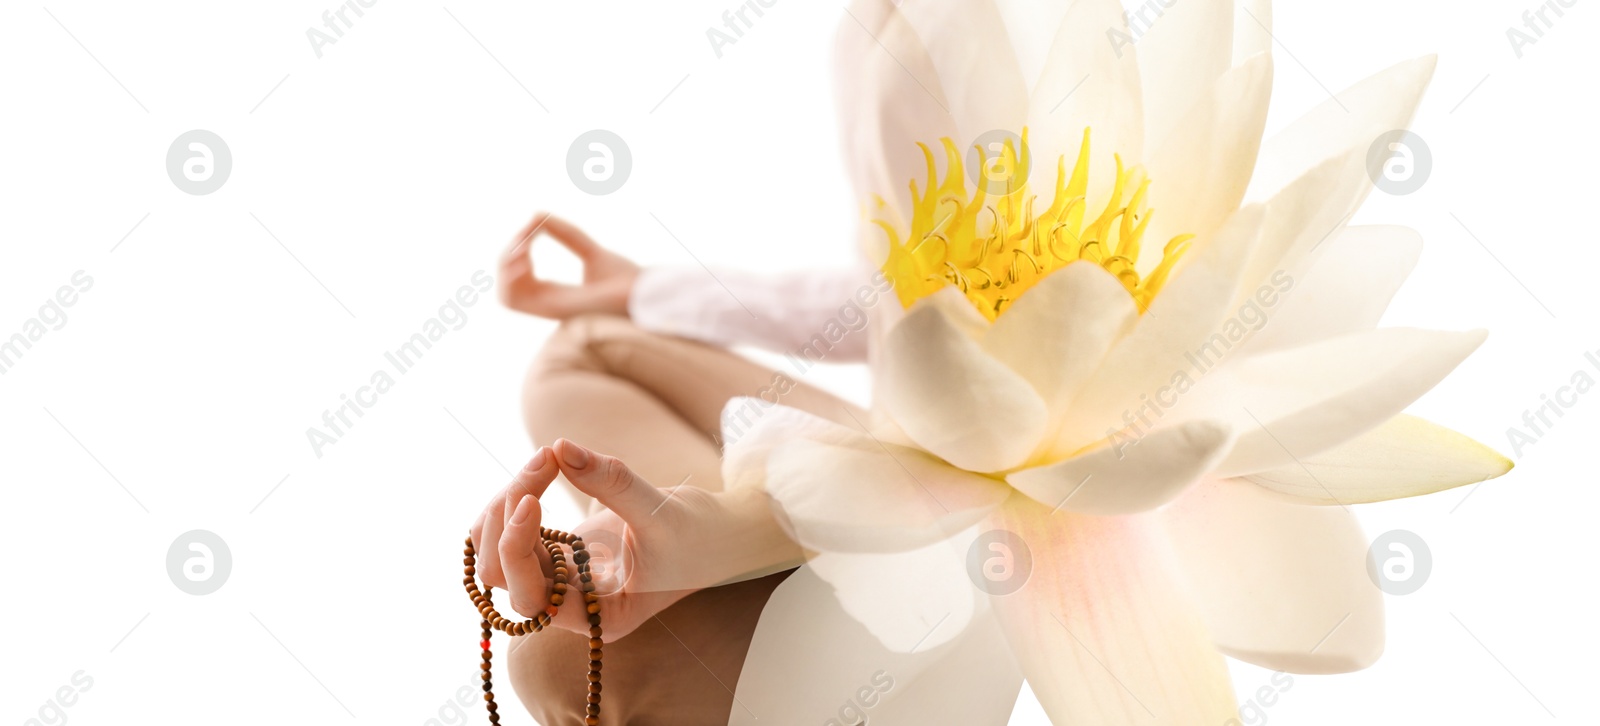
top-left (520, 315), bottom-right (654, 435)
top-left (528, 314), bottom-right (650, 378)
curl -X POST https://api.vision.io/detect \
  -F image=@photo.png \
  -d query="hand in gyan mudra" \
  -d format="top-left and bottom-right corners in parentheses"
top-left (497, 213), bottom-right (640, 321)
top-left (470, 439), bottom-right (750, 640)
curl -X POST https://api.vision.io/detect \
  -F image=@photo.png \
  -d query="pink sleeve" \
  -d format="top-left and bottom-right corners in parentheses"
top-left (627, 265), bottom-right (893, 363)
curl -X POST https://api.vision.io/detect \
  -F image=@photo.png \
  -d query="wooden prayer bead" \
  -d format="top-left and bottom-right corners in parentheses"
top-left (464, 530), bottom-right (601, 724)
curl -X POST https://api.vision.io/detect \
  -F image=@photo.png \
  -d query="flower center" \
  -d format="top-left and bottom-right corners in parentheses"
top-left (877, 129), bottom-right (1193, 321)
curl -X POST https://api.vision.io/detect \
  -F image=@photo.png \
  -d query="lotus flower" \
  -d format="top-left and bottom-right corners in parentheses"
top-left (725, 0), bottom-right (1513, 722)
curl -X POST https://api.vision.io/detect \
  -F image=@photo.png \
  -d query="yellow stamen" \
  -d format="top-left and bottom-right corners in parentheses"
top-left (879, 128), bottom-right (1192, 321)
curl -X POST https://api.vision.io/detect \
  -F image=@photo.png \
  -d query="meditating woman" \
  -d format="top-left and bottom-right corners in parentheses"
top-left (466, 212), bottom-right (1021, 725)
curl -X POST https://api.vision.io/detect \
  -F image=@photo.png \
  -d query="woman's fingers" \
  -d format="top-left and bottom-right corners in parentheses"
top-left (500, 449), bottom-right (562, 615)
top-left (499, 493), bottom-right (557, 618)
top-left (496, 213), bottom-right (591, 319)
top-left (497, 213), bottom-right (545, 290)
top-left (477, 493), bottom-right (509, 589)
top-left (553, 438), bottom-right (669, 522)
top-left (503, 448), bottom-right (559, 527)
top-left (473, 450), bottom-right (561, 590)
top-left (498, 212), bottom-right (599, 270)
top-left (470, 508), bottom-right (486, 559)
top-left (495, 212), bottom-right (635, 321)
top-left (539, 215), bottom-right (603, 261)
top-left (501, 212), bottom-right (552, 265)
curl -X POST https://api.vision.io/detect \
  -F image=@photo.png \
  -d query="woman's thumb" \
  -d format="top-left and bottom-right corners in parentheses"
top-left (553, 439), bottom-right (668, 522)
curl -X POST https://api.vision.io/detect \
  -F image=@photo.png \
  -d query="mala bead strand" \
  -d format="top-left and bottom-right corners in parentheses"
top-left (465, 530), bottom-right (602, 726)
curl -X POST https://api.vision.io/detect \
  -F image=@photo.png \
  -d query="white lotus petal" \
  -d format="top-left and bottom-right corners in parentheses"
top-left (867, 286), bottom-right (908, 422)
top-left (1053, 149), bottom-right (1364, 453)
top-left (1243, 225), bottom-right (1423, 355)
top-left (733, 565), bottom-right (1022, 723)
top-left (992, 0), bottom-right (1073, 86)
top-left (1050, 205), bottom-right (1266, 453)
top-left (922, 284), bottom-right (991, 341)
top-left (722, 400), bottom-right (873, 493)
top-left (832, 0), bottom-right (897, 209)
top-left (1144, 53), bottom-right (1274, 252)
top-left (898, 0), bottom-right (1029, 147)
top-left (1163, 478), bottom-right (1385, 674)
top-left (884, 302), bottom-right (1049, 472)
top-left (723, 402), bottom-right (1010, 552)
top-left (767, 437), bottom-right (1012, 553)
top-left (1024, 0), bottom-right (1145, 205)
top-left (1009, 420), bottom-right (1231, 515)
top-left (991, 495), bottom-right (1237, 723)
top-left (1138, 0), bottom-right (1234, 154)
top-left (804, 538), bottom-right (979, 654)
top-left (981, 261), bottom-right (1137, 414)
top-left (1208, 327), bottom-right (1489, 476)
top-left (833, 0), bottom-right (896, 124)
top-left (1248, 55), bottom-right (1437, 201)
top-left (1232, 0), bottom-right (1273, 65)
top-left (834, 0), bottom-right (958, 219)
top-left (1233, 145), bottom-right (1373, 304)
top-left (1243, 414), bottom-right (1513, 505)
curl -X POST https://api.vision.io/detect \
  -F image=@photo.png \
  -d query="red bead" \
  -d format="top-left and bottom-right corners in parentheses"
top-left (470, 527), bottom-right (601, 725)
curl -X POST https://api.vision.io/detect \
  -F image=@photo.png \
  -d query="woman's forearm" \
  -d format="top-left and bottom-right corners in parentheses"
top-left (705, 487), bottom-right (810, 587)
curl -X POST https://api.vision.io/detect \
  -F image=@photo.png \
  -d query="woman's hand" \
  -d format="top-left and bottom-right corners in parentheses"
top-left (471, 439), bottom-right (805, 639)
top-left (497, 212), bottom-right (640, 320)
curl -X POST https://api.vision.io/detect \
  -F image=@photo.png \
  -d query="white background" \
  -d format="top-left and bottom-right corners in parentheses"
top-left (1, 0), bottom-right (1596, 724)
